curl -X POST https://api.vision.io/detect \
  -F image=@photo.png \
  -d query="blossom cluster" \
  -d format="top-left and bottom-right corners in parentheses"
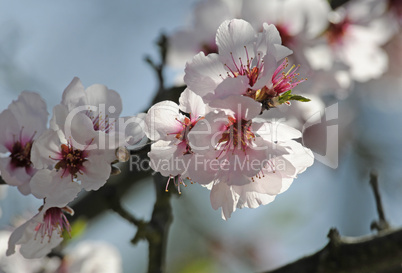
top-left (0, 78), bottom-right (145, 259)
top-left (169, 0), bottom-right (402, 96)
top-left (145, 19), bottom-right (314, 220)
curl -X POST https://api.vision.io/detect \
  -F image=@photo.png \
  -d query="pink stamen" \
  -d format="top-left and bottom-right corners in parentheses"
top-left (165, 174), bottom-right (187, 194)
top-left (35, 207), bottom-right (72, 242)
top-left (216, 116), bottom-right (255, 159)
top-left (271, 58), bottom-right (306, 95)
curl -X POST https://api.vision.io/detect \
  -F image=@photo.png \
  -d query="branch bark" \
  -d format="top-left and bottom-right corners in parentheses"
top-left (264, 227), bottom-right (402, 273)
top-left (145, 173), bottom-right (173, 273)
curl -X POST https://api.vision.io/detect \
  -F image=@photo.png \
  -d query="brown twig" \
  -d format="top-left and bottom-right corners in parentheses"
top-left (145, 34), bottom-right (168, 97)
top-left (369, 172), bottom-right (390, 232)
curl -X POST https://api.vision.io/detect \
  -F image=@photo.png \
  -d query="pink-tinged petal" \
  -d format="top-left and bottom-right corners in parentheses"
top-left (31, 129), bottom-right (63, 169)
top-left (0, 157), bottom-right (32, 192)
top-left (218, 170), bottom-right (251, 187)
top-left (65, 112), bottom-right (97, 150)
top-left (188, 111), bottom-right (228, 154)
top-left (273, 44), bottom-right (293, 62)
top-left (260, 23), bottom-right (283, 47)
top-left (217, 148), bottom-right (263, 183)
top-left (30, 170), bottom-right (81, 208)
top-left (216, 19), bottom-right (257, 72)
top-left (184, 52), bottom-right (227, 97)
top-left (209, 95), bottom-right (262, 121)
top-left (113, 113), bottom-right (146, 148)
top-left (255, 23), bottom-right (292, 62)
top-left (210, 182), bottom-right (238, 220)
top-left (253, 54), bottom-right (278, 91)
top-left (179, 88), bottom-right (206, 118)
top-left (186, 153), bottom-right (217, 185)
top-left (253, 121), bottom-right (302, 143)
top-left (7, 210), bottom-right (64, 259)
top-left (257, 24), bottom-right (292, 61)
top-left (205, 76), bottom-right (249, 101)
top-left (6, 219), bottom-right (31, 257)
top-left (88, 136), bottom-right (118, 163)
top-left (145, 101), bottom-right (182, 141)
top-left (17, 182), bottom-right (32, 196)
top-left (61, 77), bottom-right (86, 110)
top-left (49, 104), bottom-right (69, 131)
top-left (281, 141), bottom-right (314, 176)
top-left (232, 184), bottom-right (277, 209)
top-left (7, 91), bottom-right (48, 137)
top-left (93, 130), bottom-right (119, 152)
top-left (0, 110), bottom-right (20, 153)
top-left (80, 155), bottom-right (112, 191)
top-left (19, 225), bottom-right (64, 259)
top-left (85, 83), bottom-right (123, 118)
top-left (148, 140), bottom-right (188, 177)
top-left (245, 171), bottom-right (284, 196)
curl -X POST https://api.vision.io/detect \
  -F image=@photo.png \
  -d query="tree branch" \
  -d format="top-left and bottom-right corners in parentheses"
top-left (69, 146), bottom-right (152, 221)
top-left (105, 185), bottom-right (145, 227)
top-left (369, 172), bottom-right (390, 232)
top-left (132, 173), bottom-right (173, 273)
top-left (145, 34), bottom-right (168, 97)
top-left (264, 227), bottom-right (402, 273)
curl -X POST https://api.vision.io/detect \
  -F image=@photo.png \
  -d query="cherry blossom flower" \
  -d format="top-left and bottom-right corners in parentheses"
top-left (7, 204), bottom-right (73, 259)
top-left (145, 88), bottom-right (207, 192)
top-left (29, 116), bottom-right (113, 205)
top-left (0, 92), bottom-right (48, 195)
top-left (305, 1), bottom-right (391, 83)
top-left (184, 19), bottom-right (305, 109)
top-left (240, 0), bottom-right (353, 97)
top-left (188, 95), bottom-right (314, 219)
top-left (51, 77), bottom-right (145, 150)
top-left (241, 0), bottom-right (330, 64)
top-left (28, 78), bottom-right (146, 205)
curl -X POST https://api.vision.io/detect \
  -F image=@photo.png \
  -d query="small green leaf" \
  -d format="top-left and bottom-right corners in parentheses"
top-left (278, 90), bottom-right (310, 104)
top-left (289, 95), bottom-right (311, 102)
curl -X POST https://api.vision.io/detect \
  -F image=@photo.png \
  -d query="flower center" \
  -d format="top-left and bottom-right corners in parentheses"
top-left (222, 46), bottom-right (264, 87)
top-left (172, 115), bottom-right (204, 155)
top-left (216, 116), bottom-right (255, 158)
top-left (249, 58), bottom-right (305, 109)
top-left (10, 140), bottom-right (33, 168)
top-left (326, 17), bottom-right (350, 45)
top-left (54, 143), bottom-right (88, 179)
top-left (9, 128), bottom-right (35, 169)
top-left (35, 207), bottom-right (72, 242)
top-left (86, 110), bottom-right (114, 133)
